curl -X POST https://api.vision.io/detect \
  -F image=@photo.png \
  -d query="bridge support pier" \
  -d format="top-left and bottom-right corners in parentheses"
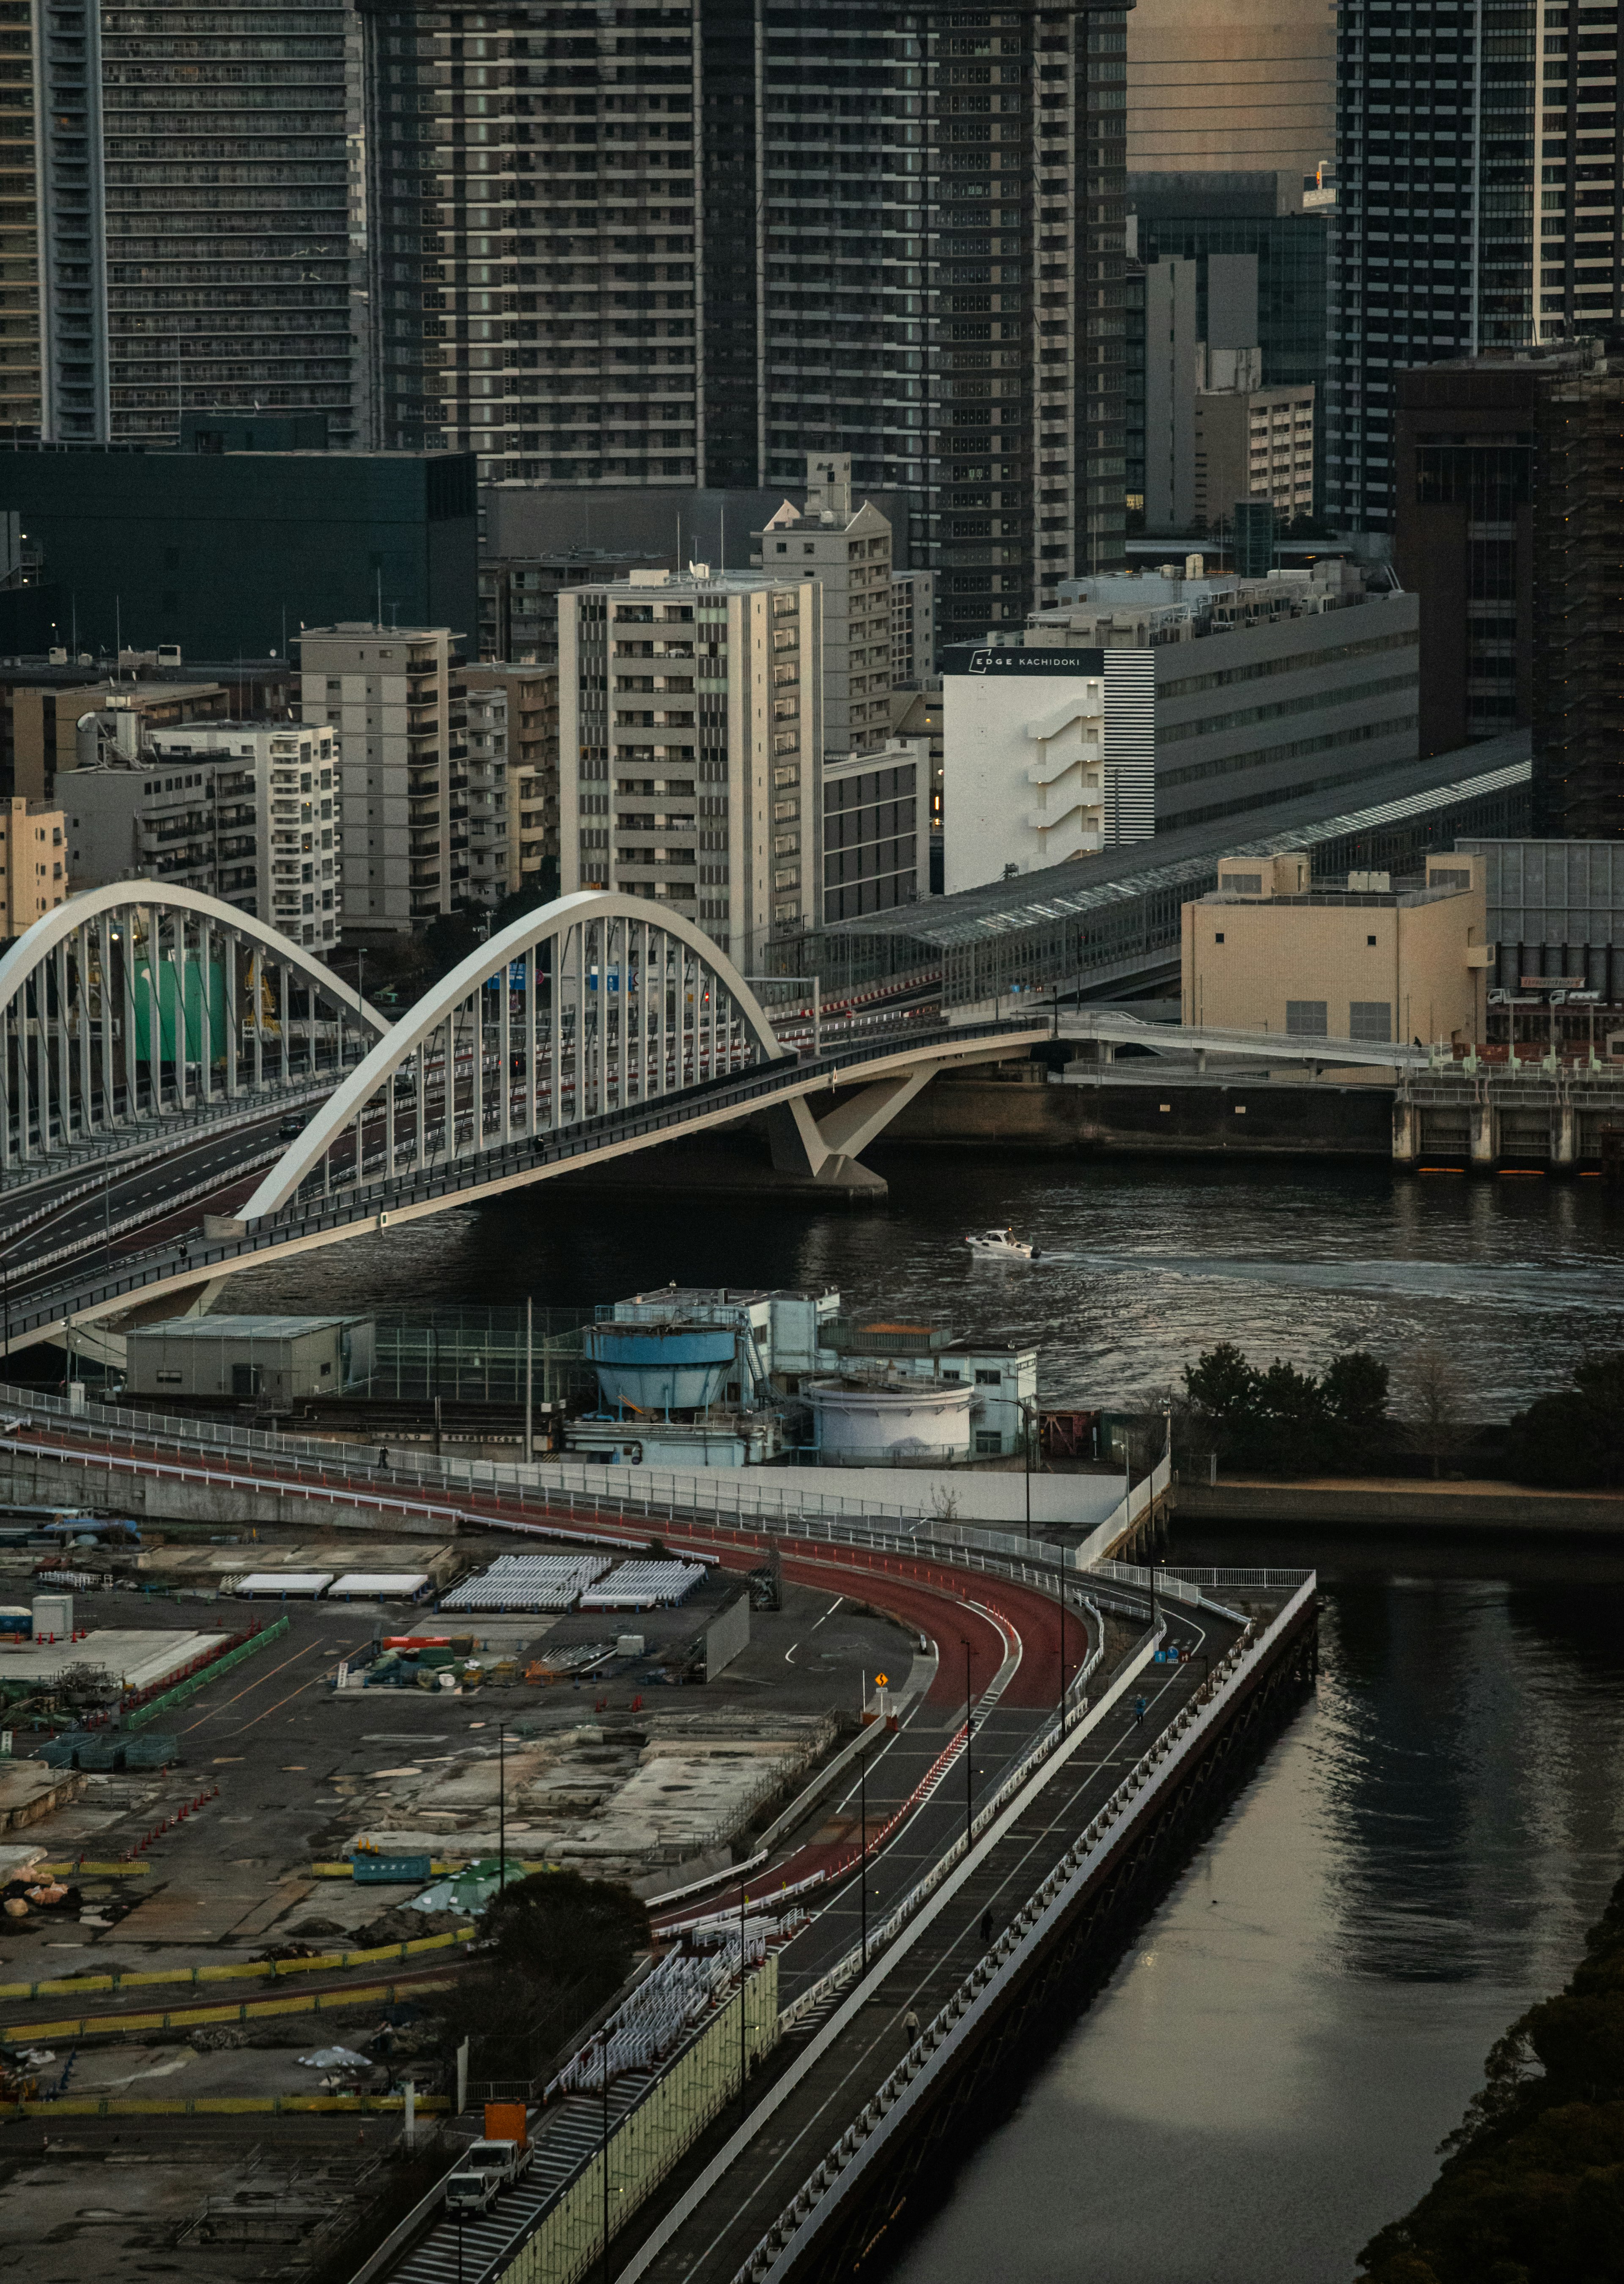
top-left (766, 1068), bottom-right (935, 1194)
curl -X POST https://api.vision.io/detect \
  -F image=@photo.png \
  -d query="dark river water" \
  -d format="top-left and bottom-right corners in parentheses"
top-left (227, 1146), bottom-right (1624, 1413)
top-left (225, 1149), bottom-right (1624, 2279)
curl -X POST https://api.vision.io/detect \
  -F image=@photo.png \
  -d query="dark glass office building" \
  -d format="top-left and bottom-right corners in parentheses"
top-left (1128, 169), bottom-right (1329, 513)
top-left (2, 449), bottom-right (476, 661)
top-left (360, 0), bottom-right (1132, 645)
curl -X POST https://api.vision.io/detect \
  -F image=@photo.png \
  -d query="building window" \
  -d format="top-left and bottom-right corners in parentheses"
top-left (974, 1368), bottom-right (1001, 1386)
top-left (974, 1430), bottom-right (1002, 1454)
top-left (1349, 1001), bottom-right (1392, 1043)
top-left (1286, 1001), bottom-right (1328, 1036)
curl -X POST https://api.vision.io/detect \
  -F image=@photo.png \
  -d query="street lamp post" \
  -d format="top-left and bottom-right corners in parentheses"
top-left (1022, 1397), bottom-right (1034, 1543)
top-left (960, 1636), bottom-right (974, 1855)
top-left (859, 1746), bottom-right (868, 1971)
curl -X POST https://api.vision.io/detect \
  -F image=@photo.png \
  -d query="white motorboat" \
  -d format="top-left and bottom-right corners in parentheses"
top-left (964, 1225), bottom-right (1040, 1260)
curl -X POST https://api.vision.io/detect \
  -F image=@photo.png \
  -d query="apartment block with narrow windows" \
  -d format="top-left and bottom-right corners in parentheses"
top-left (750, 458), bottom-right (894, 761)
top-left (463, 660), bottom-right (560, 901)
top-left (1328, 0), bottom-right (1620, 534)
top-left (66, 723), bottom-right (343, 949)
top-left (297, 623), bottom-right (467, 936)
top-left (0, 796), bottom-right (64, 937)
top-left (557, 568), bottom-right (821, 965)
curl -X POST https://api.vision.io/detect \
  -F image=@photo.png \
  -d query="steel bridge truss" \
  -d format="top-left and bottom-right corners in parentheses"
top-left (0, 884), bottom-right (384, 1178)
top-left (242, 892), bottom-right (784, 1222)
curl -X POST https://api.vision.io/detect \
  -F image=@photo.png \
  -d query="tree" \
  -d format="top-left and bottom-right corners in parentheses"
top-left (440, 1869), bottom-right (650, 2084)
top-left (1503, 1352), bottom-right (1624, 1489)
top-left (1322, 1349), bottom-right (1390, 1432)
top-left (1399, 1346), bottom-right (1471, 1480)
top-left (1182, 1344), bottom-right (1393, 1474)
top-left (1182, 1343), bottom-right (1261, 1458)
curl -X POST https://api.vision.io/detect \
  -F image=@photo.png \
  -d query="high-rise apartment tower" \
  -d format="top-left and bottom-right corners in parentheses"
top-left (0, 2), bottom-right (365, 448)
top-left (1328, 0), bottom-right (1620, 533)
top-left (359, 0), bottom-right (1131, 645)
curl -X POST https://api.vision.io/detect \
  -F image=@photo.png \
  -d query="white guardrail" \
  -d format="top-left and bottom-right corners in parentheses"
top-left (731, 1573), bottom-right (1319, 2284)
top-left (0, 1379), bottom-right (1173, 1564)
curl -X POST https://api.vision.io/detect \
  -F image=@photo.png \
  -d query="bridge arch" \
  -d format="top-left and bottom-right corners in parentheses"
top-left (241, 891), bottom-right (785, 1222)
top-left (0, 883), bottom-right (385, 1177)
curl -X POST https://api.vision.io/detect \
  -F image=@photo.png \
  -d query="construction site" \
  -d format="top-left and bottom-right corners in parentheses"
top-left (0, 1508), bottom-right (922, 2284)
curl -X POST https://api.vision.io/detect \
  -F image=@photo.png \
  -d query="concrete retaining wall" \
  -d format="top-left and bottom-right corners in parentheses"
top-left (1175, 1477), bottom-right (1624, 1535)
top-left (882, 1071), bottom-right (1395, 1157)
top-left (0, 1450), bottom-right (453, 1536)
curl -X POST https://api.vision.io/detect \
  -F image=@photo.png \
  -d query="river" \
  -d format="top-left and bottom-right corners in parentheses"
top-left (223, 1149), bottom-right (1624, 2278)
top-left (878, 1528), bottom-right (1624, 2284)
top-left (226, 1146), bottom-right (1624, 1411)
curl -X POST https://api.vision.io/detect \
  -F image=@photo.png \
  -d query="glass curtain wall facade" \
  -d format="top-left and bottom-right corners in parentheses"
top-left (361, 0), bottom-right (1129, 648)
top-left (1330, 0), bottom-right (1619, 535)
top-left (19, 0), bottom-right (362, 448)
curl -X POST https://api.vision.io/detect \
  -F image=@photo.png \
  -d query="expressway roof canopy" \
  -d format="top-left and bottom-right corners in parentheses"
top-left (824, 731), bottom-right (1533, 953)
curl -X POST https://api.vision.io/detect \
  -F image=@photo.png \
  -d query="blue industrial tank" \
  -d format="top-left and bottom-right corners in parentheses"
top-left (583, 1323), bottom-right (739, 1414)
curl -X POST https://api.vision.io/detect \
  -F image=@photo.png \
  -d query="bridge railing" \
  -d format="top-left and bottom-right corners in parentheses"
top-left (7, 1013), bottom-right (1051, 1342)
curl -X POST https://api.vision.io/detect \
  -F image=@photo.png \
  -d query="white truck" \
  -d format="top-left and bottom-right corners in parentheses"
top-left (444, 2138), bottom-right (531, 2214)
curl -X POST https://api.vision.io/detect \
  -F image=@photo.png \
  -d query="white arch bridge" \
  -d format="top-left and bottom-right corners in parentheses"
top-left (3, 890), bottom-right (1048, 1352)
top-left (0, 881), bottom-right (384, 1181)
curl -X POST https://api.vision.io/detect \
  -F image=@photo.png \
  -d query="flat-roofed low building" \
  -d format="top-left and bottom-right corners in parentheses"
top-left (124, 1315), bottom-right (375, 1403)
top-left (1180, 848), bottom-right (1492, 1048)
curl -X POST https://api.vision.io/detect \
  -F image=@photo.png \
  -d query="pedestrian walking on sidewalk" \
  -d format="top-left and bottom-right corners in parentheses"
top-left (1134, 1695), bottom-right (1147, 1726)
top-left (378, 1446), bottom-right (389, 1470)
top-left (902, 2008), bottom-right (919, 2041)
top-left (979, 1907), bottom-right (994, 1946)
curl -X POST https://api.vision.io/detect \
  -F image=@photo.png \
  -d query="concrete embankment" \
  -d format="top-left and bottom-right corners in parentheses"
top-left (0, 1446), bottom-right (454, 1534)
top-left (1174, 1475), bottom-right (1624, 1537)
top-left (880, 1065), bottom-right (1394, 1158)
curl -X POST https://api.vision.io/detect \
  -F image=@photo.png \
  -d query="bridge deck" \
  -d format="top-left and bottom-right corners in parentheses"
top-left (624, 1603), bottom-right (1232, 2284)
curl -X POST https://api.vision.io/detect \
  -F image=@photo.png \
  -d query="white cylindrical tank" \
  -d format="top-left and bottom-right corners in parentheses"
top-left (804, 1377), bottom-right (972, 1466)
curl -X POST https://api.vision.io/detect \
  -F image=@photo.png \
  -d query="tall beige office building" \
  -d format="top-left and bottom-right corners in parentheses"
top-left (298, 623), bottom-right (466, 937)
top-left (557, 568), bottom-right (821, 966)
top-left (751, 456), bottom-right (893, 762)
top-left (1128, 0), bottom-right (1335, 184)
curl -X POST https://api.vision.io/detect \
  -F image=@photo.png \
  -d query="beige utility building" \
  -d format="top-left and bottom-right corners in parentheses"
top-left (1181, 850), bottom-right (1493, 1049)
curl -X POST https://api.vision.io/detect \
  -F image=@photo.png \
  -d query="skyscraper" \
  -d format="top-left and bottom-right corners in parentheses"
top-left (3, 1), bottom-right (365, 448)
top-left (1328, 0), bottom-right (1619, 534)
top-left (359, 0), bottom-right (1130, 647)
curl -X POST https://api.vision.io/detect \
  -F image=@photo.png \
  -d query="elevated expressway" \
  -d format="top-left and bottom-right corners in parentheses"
top-left (1, 888), bottom-right (1046, 1353)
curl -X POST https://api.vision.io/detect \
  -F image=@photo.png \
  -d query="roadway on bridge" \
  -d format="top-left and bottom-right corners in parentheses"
top-left (3, 1015), bottom-right (1050, 1354)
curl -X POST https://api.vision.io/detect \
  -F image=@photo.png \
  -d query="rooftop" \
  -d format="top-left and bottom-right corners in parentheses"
top-left (824, 730), bottom-right (1531, 949)
top-left (129, 1314), bottom-right (362, 1341)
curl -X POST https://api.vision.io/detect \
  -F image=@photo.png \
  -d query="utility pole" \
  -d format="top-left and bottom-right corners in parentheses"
top-left (524, 1294), bottom-right (533, 1465)
top-left (1059, 1570), bottom-right (1067, 1733)
top-left (600, 2040), bottom-right (611, 2284)
top-left (1023, 1398), bottom-right (1033, 1543)
top-left (497, 1721), bottom-right (507, 1895)
top-left (738, 1873), bottom-right (748, 2122)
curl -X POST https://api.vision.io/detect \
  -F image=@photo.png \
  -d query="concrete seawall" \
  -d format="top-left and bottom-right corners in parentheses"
top-left (881, 1069), bottom-right (1395, 1157)
top-left (1174, 1476), bottom-right (1624, 1536)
